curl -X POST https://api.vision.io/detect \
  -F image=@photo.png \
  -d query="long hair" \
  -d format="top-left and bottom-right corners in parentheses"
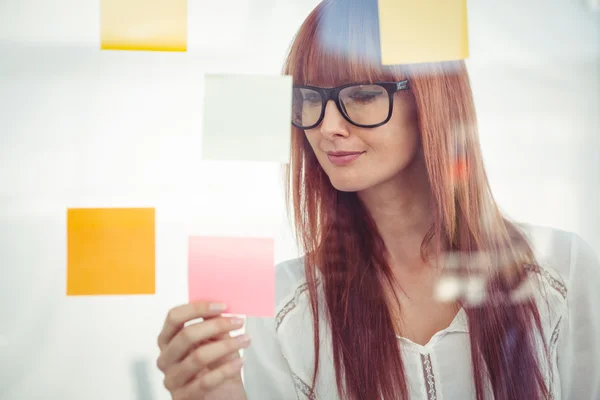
top-left (283, 1), bottom-right (550, 399)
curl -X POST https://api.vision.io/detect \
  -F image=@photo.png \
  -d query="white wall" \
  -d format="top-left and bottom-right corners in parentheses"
top-left (0, 0), bottom-right (598, 399)
top-left (466, 0), bottom-right (600, 247)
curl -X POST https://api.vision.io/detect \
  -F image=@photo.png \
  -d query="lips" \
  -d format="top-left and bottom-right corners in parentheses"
top-left (326, 151), bottom-right (364, 166)
top-left (327, 151), bottom-right (363, 156)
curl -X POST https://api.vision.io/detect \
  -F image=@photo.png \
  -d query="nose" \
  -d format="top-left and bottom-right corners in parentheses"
top-left (319, 100), bottom-right (350, 139)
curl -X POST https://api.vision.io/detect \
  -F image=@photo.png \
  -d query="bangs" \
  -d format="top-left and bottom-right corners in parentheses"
top-left (286, 0), bottom-right (406, 87)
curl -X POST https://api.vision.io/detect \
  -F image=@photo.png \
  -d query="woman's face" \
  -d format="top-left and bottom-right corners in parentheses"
top-left (304, 88), bottom-right (421, 193)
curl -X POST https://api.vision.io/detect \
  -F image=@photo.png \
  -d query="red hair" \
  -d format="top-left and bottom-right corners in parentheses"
top-left (283, 1), bottom-right (551, 399)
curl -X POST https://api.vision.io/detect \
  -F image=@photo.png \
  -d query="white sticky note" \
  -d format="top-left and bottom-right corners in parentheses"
top-left (202, 74), bottom-right (292, 163)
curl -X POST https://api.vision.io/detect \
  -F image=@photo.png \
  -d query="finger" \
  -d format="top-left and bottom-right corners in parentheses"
top-left (206, 344), bottom-right (242, 370)
top-left (164, 334), bottom-right (250, 391)
top-left (202, 332), bottom-right (240, 370)
top-left (175, 321), bottom-right (237, 372)
top-left (158, 301), bottom-right (228, 351)
top-left (198, 356), bottom-right (245, 389)
top-left (172, 357), bottom-right (245, 399)
top-left (158, 316), bottom-right (244, 372)
top-left (203, 321), bottom-right (236, 342)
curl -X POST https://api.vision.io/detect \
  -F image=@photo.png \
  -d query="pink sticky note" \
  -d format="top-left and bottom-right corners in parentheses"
top-left (188, 236), bottom-right (275, 317)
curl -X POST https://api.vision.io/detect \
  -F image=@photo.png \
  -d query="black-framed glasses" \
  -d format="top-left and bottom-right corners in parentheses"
top-left (291, 80), bottom-right (409, 129)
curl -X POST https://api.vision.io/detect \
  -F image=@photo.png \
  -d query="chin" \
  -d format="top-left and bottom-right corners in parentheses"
top-left (328, 177), bottom-right (371, 193)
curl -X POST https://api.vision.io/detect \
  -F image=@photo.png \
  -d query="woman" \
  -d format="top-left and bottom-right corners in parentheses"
top-left (156, 0), bottom-right (600, 399)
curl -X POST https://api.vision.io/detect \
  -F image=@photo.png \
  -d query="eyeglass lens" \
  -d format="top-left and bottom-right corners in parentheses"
top-left (292, 84), bottom-right (390, 128)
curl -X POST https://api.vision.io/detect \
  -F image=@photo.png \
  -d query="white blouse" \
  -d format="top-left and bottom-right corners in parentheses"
top-left (242, 225), bottom-right (600, 399)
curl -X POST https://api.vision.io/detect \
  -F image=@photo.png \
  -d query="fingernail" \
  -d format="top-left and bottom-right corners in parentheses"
top-left (209, 303), bottom-right (228, 312)
top-left (236, 334), bottom-right (251, 344)
top-left (231, 317), bottom-right (245, 326)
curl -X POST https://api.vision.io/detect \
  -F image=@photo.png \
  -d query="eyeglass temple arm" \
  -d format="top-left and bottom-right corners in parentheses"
top-left (396, 80), bottom-right (409, 91)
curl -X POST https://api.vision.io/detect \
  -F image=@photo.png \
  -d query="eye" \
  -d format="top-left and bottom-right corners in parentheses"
top-left (349, 90), bottom-right (382, 102)
top-left (303, 93), bottom-right (321, 103)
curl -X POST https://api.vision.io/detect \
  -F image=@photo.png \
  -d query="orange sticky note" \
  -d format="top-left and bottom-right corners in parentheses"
top-left (188, 236), bottom-right (275, 317)
top-left (67, 208), bottom-right (155, 295)
top-left (100, 0), bottom-right (187, 52)
top-left (377, 0), bottom-right (469, 65)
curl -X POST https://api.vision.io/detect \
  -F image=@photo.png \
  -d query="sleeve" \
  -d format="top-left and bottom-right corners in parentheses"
top-left (242, 315), bottom-right (299, 400)
top-left (557, 233), bottom-right (600, 400)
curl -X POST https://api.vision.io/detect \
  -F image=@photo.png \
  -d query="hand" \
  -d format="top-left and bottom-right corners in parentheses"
top-left (157, 301), bottom-right (250, 400)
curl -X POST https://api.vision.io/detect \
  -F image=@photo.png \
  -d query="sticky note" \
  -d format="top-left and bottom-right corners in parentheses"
top-left (202, 74), bottom-right (292, 163)
top-left (67, 208), bottom-right (155, 295)
top-left (100, 0), bottom-right (187, 51)
top-left (188, 236), bottom-right (275, 317)
top-left (377, 0), bottom-right (469, 65)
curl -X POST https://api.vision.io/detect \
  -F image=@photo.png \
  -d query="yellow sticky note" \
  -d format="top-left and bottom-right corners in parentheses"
top-left (67, 208), bottom-right (155, 295)
top-left (377, 0), bottom-right (469, 65)
top-left (100, 0), bottom-right (187, 52)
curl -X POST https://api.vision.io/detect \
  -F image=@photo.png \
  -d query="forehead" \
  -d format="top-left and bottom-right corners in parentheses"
top-left (299, 81), bottom-right (393, 90)
top-left (295, 52), bottom-right (400, 87)
top-left (290, 29), bottom-right (404, 87)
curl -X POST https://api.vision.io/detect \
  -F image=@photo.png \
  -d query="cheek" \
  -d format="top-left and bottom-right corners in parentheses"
top-left (373, 112), bottom-right (420, 159)
top-left (372, 130), bottom-right (419, 170)
top-left (390, 99), bottom-right (420, 157)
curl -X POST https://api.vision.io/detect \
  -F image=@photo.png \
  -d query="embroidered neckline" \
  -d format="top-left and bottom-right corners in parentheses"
top-left (420, 353), bottom-right (438, 400)
top-left (292, 371), bottom-right (316, 400)
top-left (548, 316), bottom-right (563, 400)
top-left (523, 263), bottom-right (567, 299)
top-left (276, 282), bottom-right (310, 331)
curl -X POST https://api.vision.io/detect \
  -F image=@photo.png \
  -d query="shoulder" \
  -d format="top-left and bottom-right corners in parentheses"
top-left (514, 224), bottom-right (600, 353)
top-left (519, 223), bottom-right (572, 270)
top-left (518, 223), bottom-right (599, 287)
top-left (275, 257), bottom-right (320, 336)
top-left (517, 223), bottom-right (600, 332)
top-left (274, 256), bottom-right (308, 307)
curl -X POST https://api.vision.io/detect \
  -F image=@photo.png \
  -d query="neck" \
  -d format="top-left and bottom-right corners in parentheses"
top-left (357, 154), bottom-right (434, 273)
